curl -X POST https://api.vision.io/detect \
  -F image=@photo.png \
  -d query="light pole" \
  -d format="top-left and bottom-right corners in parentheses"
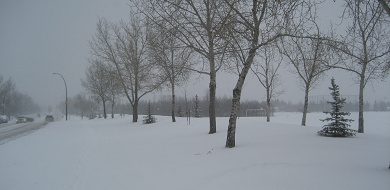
top-left (53, 73), bottom-right (68, 121)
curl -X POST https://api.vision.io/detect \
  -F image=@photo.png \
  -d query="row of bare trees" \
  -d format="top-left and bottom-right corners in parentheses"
top-left (81, 60), bottom-right (122, 119)
top-left (86, 13), bottom-right (194, 123)
top-left (0, 75), bottom-right (40, 118)
top-left (84, 0), bottom-right (389, 148)
top-left (55, 93), bottom-right (107, 120)
top-left (136, 0), bottom-right (232, 134)
top-left (131, 0), bottom-right (332, 147)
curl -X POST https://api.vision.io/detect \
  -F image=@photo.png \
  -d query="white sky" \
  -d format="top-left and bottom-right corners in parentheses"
top-left (1, 0), bottom-right (389, 110)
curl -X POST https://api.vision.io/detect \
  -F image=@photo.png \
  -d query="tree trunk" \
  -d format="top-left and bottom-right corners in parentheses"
top-left (226, 88), bottom-right (241, 148)
top-left (208, 39), bottom-right (217, 134)
top-left (111, 100), bottom-right (115, 119)
top-left (133, 72), bottom-right (139, 123)
top-left (206, 2), bottom-right (217, 134)
top-left (226, 48), bottom-right (257, 148)
top-left (266, 88), bottom-right (271, 122)
top-left (102, 99), bottom-right (107, 119)
top-left (209, 73), bottom-right (217, 134)
top-left (171, 82), bottom-right (176, 122)
top-left (358, 75), bottom-right (365, 133)
top-left (301, 85), bottom-right (310, 126)
top-left (133, 100), bottom-right (138, 122)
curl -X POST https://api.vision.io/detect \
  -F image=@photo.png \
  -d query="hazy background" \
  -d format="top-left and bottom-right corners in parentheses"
top-left (1, 0), bottom-right (389, 111)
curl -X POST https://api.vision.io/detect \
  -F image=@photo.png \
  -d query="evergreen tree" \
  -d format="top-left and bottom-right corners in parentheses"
top-left (318, 78), bottom-right (356, 137)
top-left (193, 95), bottom-right (202, 118)
top-left (143, 102), bottom-right (156, 124)
top-left (177, 101), bottom-right (183, 117)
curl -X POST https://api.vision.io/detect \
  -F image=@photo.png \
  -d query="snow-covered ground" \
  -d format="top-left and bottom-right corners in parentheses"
top-left (0, 112), bottom-right (389, 190)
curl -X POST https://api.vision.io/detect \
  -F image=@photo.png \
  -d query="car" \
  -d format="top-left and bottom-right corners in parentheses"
top-left (25, 117), bottom-right (34, 122)
top-left (16, 116), bottom-right (26, 123)
top-left (16, 116), bottom-right (34, 123)
top-left (0, 115), bottom-right (8, 124)
top-left (45, 115), bottom-right (54, 122)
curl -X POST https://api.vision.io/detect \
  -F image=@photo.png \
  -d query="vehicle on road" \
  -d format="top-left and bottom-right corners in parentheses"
top-left (16, 116), bottom-right (25, 123)
top-left (16, 116), bottom-right (34, 123)
top-left (0, 115), bottom-right (7, 124)
top-left (45, 115), bottom-right (54, 122)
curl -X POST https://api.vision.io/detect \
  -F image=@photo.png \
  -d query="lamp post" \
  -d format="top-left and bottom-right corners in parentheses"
top-left (53, 73), bottom-right (68, 121)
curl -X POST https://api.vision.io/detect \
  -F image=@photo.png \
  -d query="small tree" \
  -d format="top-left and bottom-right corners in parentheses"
top-left (81, 59), bottom-right (110, 119)
top-left (143, 102), bottom-right (156, 124)
top-left (318, 78), bottom-right (356, 137)
top-left (147, 20), bottom-right (192, 123)
top-left (73, 93), bottom-right (89, 119)
top-left (193, 95), bottom-right (202, 118)
top-left (251, 46), bottom-right (284, 122)
top-left (177, 101), bottom-right (183, 117)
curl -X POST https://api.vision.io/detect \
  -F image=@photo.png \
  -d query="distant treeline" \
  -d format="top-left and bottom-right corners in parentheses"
top-left (111, 95), bottom-right (390, 118)
top-left (63, 94), bottom-right (390, 119)
top-left (0, 75), bottom-right (41, 119)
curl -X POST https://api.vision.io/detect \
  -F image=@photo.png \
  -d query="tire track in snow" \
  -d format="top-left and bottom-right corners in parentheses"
top-left (71, 124), bottom-right (98, 189)
top-left (0, 121), bottom-right (47, 145)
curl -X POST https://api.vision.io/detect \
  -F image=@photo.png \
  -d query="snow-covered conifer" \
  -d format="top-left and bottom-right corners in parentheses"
top-left (143, 102), bottom-right (156, 124)
top-left (318, 78), bottom-right (356, 137)
top-left (193, 95), bottom-right (202, 118)
top-left (177, 102), bottom-right (183, 117)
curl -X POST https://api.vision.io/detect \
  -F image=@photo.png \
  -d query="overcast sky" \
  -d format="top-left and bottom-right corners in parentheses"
top-left (1, 0), bottom-right (389, 111)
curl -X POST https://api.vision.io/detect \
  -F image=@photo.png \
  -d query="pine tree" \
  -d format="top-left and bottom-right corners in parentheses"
top-left (143, 102), bottom-right (156, 124)
top-left (177, 101), bottom-right (183, 117)
top-left (193, 95), bottom-right (202, 118)
top-left (318, 78), bottom-right (356, 137)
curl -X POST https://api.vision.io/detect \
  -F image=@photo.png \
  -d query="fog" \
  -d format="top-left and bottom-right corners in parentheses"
top-left (1, 0), bottom-right (389, 111)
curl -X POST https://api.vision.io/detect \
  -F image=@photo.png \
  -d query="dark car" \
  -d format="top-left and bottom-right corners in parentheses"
top-left (25, 117), bottom-right (34, 122)
top-left (45, 115), bottom-right (54, 122)
top-left (0, 115), bottom-right (8, 124)
top-left (16, 116), bottom-right (34, 123)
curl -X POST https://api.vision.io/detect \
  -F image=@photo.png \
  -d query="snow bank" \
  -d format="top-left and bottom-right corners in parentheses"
top-left (0, 112), bottom-right (389, 190)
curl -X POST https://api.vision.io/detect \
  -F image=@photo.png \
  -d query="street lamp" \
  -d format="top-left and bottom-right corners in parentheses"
top-left (53, 73), bottom-right (68, 121)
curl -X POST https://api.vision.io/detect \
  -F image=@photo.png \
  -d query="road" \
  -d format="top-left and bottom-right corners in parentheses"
top-left (0, 121), bottom-right (48, 145)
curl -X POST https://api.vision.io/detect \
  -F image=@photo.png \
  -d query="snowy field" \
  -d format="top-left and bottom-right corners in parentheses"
top-left (0, 112), bottom-right (389, 190)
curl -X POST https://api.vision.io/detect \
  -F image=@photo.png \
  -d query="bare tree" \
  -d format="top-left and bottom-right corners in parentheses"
top-left (0, 76), bottom-right (15, 119)
top-left (251, 46), bottom-right (284, 122)
top-left (225, 0), bottom-right (303, 148)
top-left (328, 0), bottom-right (390, 133)
top-left (106, 64), bottom-right (123, 119)
top-left (135, 0), bottom-right (232, 134)
top-left (73, 93), bottom-right (89, 119)
top-left (81, 59), bottom-right (111, 119)
top-left (280, 22), bottom-right (331, 126)
top-left (89, 17), bottom-right (165, 122)
top-left (147, 22), bottom-right (193, 122)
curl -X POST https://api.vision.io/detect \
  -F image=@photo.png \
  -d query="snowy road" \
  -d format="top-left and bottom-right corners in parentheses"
top-left (0, 121), bottom-right (47, 145)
